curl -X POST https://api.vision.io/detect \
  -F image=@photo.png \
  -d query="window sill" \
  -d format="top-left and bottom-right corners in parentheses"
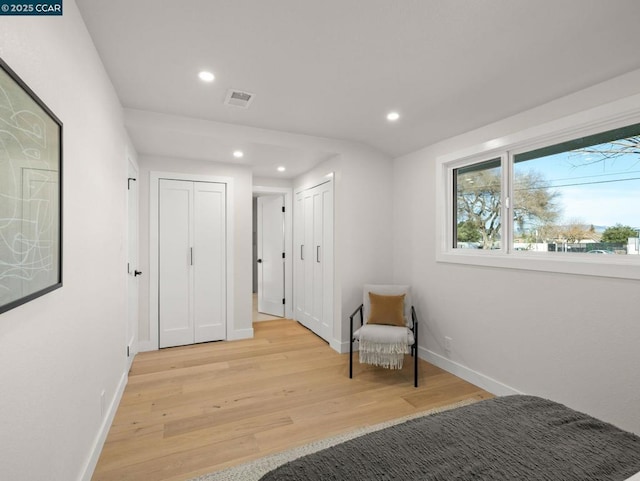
top-left (436, 250), bottom-right (640, 280)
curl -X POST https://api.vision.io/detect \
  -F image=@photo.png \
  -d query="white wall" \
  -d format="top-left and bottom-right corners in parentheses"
top-left (294, 145), bottom-right (395, 350)
top-left (0, 3), bottom-right (135, 480)
top-left (393, 69), bottom-right (640, 434)
top-left (137, 155), bottom-right (253, 347)
top-left (253, 176), bottom-right (293, 189)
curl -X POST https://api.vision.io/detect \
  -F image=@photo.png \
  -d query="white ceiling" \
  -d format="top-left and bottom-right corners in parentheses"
top-left (76, 0), bottom-right (640, 178)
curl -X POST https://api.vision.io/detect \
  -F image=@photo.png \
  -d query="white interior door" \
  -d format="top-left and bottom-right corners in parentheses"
top-left (193, 182), bottom-right (226, 342)
top-left (126, 161), bottom-right (139, 361)
top-left (257, 195), bottom-right (285, 317)
top-left (294, 180), bottom-right (333, 341)
top-left (159, 180), bottom-right (194, 348)
top-left (302, 190), bottom-right (315, 330)
top-left (310, 188), bottom-right (323, 333)
top-left (294, 191), bottom-right (306, 324)
top-left (159, 179), bottom-right (227, 348)
top-left (319, 183), bottom-right (333, 341)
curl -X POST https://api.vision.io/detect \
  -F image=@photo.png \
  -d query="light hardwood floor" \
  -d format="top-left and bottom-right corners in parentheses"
top-left (252, 293), bottom-right (281, 322)
top-left (92, 319), bottom-right (492, 481)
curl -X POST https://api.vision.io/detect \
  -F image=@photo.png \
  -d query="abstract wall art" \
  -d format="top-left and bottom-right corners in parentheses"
top-left (0, 57), bottom-right (62, 314)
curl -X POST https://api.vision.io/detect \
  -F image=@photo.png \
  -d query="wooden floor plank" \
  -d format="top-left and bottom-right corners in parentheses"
top-left (92, 319), bottom-right (492, 481)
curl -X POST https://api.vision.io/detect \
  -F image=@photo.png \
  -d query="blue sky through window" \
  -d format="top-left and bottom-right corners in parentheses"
top-left (514, 142), bottom-right (640, 230)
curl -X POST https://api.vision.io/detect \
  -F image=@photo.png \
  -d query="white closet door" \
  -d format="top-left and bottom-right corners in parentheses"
top-left (303, 190), bottom-right (315, 330)
top-left (159, 180), bottom-right (194, 348)
top-left (294, 191), bottom-right (306, 325)
top-left (294, 180), bottom-right (333, 342)
top-left (159, 179), bottom-right (226, 348)
top-left (310, 188), bottom-right (323, 333)
top-left (319, 182), bottom-right (333, 341)
top-left (193, 182), bottom-right (226, 343)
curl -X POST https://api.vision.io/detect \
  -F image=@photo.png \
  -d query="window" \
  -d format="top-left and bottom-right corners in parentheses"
top-left (454, 158), bottom-right (502, 250)
top-left (512, 123), bottom-right (640, 256)
top-left (439, 115), bottom-right (640, 279)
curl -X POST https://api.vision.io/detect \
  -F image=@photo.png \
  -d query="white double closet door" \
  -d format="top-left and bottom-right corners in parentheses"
top-left (294, 180), bottom-right (333, 342)
top-left (159, 179), bottom-right (226, 348)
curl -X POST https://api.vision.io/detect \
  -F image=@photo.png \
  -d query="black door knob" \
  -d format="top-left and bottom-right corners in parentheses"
top-left (134, 270), bottom-right (142, 276)
top-left (257, 259), bottom-right (262, 263)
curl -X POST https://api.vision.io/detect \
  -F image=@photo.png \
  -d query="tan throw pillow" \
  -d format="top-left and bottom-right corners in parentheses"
top-left (367, 293), bottom-right (405, 327)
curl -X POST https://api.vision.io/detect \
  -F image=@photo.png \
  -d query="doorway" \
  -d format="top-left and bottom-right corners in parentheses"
top-left (252, 186), bottom-right (293, 322)
top-left (256, 194), bottom-right (284, 318)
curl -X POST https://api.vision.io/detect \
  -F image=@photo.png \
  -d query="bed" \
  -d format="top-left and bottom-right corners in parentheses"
top-left (257, 395), bottom-right (640, 481)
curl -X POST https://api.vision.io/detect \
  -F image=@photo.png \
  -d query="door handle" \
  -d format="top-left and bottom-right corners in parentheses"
top-left (134, 270), bottom-right (142, 277)
top-left (257, 258), bottom-right (262, 263)
top-left (316, 245), bottom-right (321, 263)
top-left (301, 244), bottom-right (304, 260)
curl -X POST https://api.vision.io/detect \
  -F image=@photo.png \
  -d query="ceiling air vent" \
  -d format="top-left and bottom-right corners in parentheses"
top-left (224, 89), bottom-right (255, 109)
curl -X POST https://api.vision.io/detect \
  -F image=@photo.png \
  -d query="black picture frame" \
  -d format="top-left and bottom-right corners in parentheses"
top-left (0, 57), bottom-right (63, 314)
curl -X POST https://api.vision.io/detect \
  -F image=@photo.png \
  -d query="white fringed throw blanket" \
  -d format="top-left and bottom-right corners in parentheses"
top-left (358, 324), bottom-right (411, 369)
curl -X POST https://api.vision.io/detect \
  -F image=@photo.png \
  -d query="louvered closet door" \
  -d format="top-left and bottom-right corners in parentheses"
top-left (159, 179), bottom-right (226, 348)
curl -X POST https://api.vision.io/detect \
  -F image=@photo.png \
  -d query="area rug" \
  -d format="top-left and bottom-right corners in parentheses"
top-left (186, 398), bottom-right (480, 481)
top-left (190, 396), bottom-right (640, 481)
top-left (258, 395), bottom-right (640, 481)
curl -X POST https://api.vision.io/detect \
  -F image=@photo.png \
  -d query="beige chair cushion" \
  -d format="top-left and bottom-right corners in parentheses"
top-left (367, 292), bottom-right (405, 326)
top-left (363, 284), bottom-right (412, 328)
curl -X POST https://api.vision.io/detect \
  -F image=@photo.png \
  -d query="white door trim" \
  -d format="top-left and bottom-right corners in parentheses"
top-left (253, 185), bottom-right (293, 319)
top-left (126, 156), bottom-right (139, 367)
top-left (145, 171), bottom-right (235, 351)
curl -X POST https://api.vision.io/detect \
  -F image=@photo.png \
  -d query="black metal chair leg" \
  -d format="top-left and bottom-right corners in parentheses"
top-left (414, 344), bottom-right (418, 387)
top-left (349, 304), bottom-right (363, 379)
top-left (413, 309), bottom-right (418, 387)
top-left (349, 336), bottom-right (353, 379)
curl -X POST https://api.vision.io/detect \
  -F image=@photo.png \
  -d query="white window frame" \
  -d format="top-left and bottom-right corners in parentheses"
top-left (436, 96), bottom-right (640, 280)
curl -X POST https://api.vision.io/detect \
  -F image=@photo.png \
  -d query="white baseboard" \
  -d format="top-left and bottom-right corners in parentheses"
top-left (333, 338), bottom-right (519, 396)
top-left (138, 339), bottom-right (157, 352)
top-left (419, 347), bottom-right (521, 396)
top-left (79, 369), bottom-right (128, 481)
top-left (126, 349), bottom-right (136, 372)
top-left (137, 328), bottom-right (255, 352)
top-left (330, 338), bottom-right (350, 353)
top-left (228, 328), bottom-right (254, 341)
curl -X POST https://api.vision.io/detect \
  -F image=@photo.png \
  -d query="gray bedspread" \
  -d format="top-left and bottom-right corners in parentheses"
top-left (258, 395), bottom-right (640, 480)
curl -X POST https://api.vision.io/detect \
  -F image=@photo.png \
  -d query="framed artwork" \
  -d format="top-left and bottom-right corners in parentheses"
top-left (0, 57), bottom-right (63, 314)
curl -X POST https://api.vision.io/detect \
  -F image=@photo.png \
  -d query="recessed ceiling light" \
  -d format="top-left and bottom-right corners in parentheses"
top-left (386, 111), bottom-right (400, 122)
top-left (233, 150), bottom-right (244, 158)
top-left (277, 166), bottom-right (286, 172)
top-left (198, 71), bottom-right (215, 82)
